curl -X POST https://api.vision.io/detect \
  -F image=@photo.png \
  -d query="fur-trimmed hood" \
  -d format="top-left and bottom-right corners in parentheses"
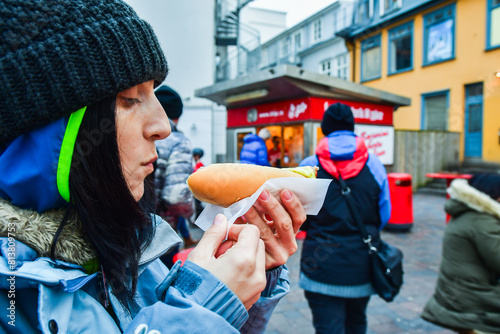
top-left (447, 178), bottom-right (500, 220)
top-left (0, 197), bottom-right (95, 265)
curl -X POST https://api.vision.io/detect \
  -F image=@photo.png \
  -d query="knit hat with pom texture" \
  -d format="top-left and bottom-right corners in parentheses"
top-left (0, 0), bottom-right (168, 147)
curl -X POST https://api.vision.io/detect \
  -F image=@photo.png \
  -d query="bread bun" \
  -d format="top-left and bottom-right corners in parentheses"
top-left (187, 163), bottom-right (317, 208)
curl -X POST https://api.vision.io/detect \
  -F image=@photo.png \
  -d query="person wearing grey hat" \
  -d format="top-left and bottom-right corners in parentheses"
top-left (299, 102), bottom-right (392, 334)
top-left (0, 1), bottom-right (307, 333)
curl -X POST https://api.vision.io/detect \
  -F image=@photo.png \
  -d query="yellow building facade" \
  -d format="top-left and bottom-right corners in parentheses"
top-left (348, 0), bottom-right (500, 163)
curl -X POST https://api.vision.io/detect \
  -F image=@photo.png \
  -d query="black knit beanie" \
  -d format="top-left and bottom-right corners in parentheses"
top-left (0, 0), bottom-right (168, 147)
top-left (321, 102), bottom-right (355, 136)
top-left (468, 173), bottom-right (500, 200)
top-left (155, 85), bottom-right (183, 120)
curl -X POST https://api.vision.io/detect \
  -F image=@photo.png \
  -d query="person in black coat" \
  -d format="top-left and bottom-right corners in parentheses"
top-left (299, 103), bottom-right (391, 334)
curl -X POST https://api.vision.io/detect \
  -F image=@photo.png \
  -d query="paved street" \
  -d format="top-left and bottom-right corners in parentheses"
top-left (189, 191), bottom-right (454, 333)
top-left (265, 191), bottom-right (453, 334)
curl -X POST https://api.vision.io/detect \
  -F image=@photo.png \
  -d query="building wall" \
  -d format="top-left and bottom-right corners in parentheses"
top-left (240, 7), bottom-right (287, 44)
top-left (124, 1), bottom-right (292, 165)
top-left (259, 1), bottom-right (354, 73)
top-left (301, 38), bottom-right (349, 73)
top-left (124, 0), bottom-right (219, 164)
top-left (352, 0), bottom-right (500, 163)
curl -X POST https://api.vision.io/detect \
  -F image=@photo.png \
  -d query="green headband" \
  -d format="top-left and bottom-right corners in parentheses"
top-left (57, 107), bottom-right (86, 202)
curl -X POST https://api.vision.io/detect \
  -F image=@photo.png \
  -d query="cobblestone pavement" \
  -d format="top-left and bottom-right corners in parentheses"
top-left (189, 191), bottom-right (454, 334)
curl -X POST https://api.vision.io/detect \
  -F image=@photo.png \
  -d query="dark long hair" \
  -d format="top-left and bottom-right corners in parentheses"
top-left (68, 96), bottom-right (155, 313)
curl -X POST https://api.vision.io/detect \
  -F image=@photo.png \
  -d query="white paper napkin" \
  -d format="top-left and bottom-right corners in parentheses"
top-left (194, 177), bottom-right (332, 232)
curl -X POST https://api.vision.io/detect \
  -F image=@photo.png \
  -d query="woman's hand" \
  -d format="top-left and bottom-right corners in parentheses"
top-left (187, 214), bottom-right (266, 310)
top-left (238, 189), bottom-right (307, 270)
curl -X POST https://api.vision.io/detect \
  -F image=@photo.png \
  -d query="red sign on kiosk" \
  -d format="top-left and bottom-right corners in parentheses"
top-left (227, 97), bottom-right (393, 128)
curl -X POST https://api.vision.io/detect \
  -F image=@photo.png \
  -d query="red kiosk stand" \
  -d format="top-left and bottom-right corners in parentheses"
top-left (195, 65), bottom-right (410, 168)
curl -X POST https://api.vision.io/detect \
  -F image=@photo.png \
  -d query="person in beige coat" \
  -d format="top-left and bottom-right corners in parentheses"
top-left (421, 173), bottom-right (500, 334)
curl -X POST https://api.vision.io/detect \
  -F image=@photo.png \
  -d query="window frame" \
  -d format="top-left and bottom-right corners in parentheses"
top-left (423, 3), bottom-right (456, 66)
top-left (388, 21), bottom-right (414, 76)
top-left (320, 59), bottom-right (332, 76)
top-left (380, 0), bottom-right (403, 17)
top-left (357, 0), bottom-right (374, 23)
top-left (335, 53), bottom-right (349, 80)
top-left (281, 36), bottom-right (291, 59)
top-left (486, 0), bottom-right (500, 50)
top-left (313, 19), bottom-right (322, 41)
top-left (421, 89), bottom-right (450, 131)
top-left (294, 32), bottom-right (302, 52)
top-left (360, 34), bottom-right (382, 82)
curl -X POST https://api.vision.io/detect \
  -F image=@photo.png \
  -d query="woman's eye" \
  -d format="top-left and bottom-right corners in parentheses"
top-left (121, 97), bottom-right (140, 107)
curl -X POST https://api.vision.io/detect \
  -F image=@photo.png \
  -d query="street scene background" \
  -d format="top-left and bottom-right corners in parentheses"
top-left (188, 189), bottom-right (455, 334)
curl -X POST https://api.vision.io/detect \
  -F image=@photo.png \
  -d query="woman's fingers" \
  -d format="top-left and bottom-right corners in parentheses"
top-left (256, 189), bottom-right (296, 251)
top-left (187, 214), bottom-right (228, 267)
top-left (280, 189), bottom-right (307, 234)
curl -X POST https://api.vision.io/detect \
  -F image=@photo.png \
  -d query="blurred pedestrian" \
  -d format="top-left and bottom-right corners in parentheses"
top-left (192, 147), bottom-right (205, 218)
top-left (154, 85), bottom-right (198, 259)
top-left (240, 128), bottom-right (271, 166)
top-left (268, 136), bottom-right (283, 167)
top-left (299, 103), bottom-right (391, 334)
top-left (421, 174), bottom-right (500, 334)
top-left (0, 1), bottom-right (307, 332)
top-left (193, 147), bottom-right (205, 172)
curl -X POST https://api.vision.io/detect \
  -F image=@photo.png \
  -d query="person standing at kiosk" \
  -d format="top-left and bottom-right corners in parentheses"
top-left (240, 128), bottom-right (271, 166)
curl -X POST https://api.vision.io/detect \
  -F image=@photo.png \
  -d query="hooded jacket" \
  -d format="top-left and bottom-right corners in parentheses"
top-left (155, 120), bottom-right (195, 223)
top-left (240, 134), bottom-right (270, 166)
top-left (299, 131), bottom-right (391, 297)
top-left (421, 179), bottom-right (500, 333)
top-left (0, 114), bottom-right (289, 333)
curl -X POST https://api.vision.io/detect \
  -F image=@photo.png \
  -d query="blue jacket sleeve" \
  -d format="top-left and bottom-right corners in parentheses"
top-left (125, 261), bottom-right (247, 333)
top-left (240, 265), bottom-right (289, 334)
top-left (365, 154), bottom-right (391, 229)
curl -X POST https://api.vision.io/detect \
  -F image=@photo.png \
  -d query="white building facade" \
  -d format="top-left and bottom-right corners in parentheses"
top-left (124, 1), bottom-right (356, 164)
top-left (254, 1), bottom-right (354, 81)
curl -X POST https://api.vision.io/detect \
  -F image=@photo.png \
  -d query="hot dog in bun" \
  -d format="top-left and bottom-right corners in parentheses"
top-left (187, 163), bottom-right (317, 208)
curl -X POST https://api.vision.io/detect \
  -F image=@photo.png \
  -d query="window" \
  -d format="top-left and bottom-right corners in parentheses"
top-left (314, 19), bottom-right (322, 41)
top-left (423, 4), bottom-right (456, 65)
top-left (281, 37), bottom-right (290, 58)
top-left (421, 91), bottom-right (449, 130)
top-left (388, 22), bottom-right (413, 74)
top-left (294, 32), bottom-right (302, 52)
top-left (361, 35), bottom-right (381, 82)
top-left (335, 53), bottom-right (349, 80)
top-left (357, 0), bottom-right (372, 23)
top-left (320, 59), bottom-right (332, 76)
top-left (320, 54), bottom-right (349, 80)
top-left (267, 44), bottom-right (277, 65)
top-left (380, 0), bottom-right (402, 16)
top-left (487, 0), bottom-right (500, 49)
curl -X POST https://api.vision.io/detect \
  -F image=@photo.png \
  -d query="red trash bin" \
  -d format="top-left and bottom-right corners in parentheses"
top-left (386, 173), bottom-right (413, 231)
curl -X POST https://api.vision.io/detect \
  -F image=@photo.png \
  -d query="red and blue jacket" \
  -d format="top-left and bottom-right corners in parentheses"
top-left (300, 130), bottom-right (391, 288)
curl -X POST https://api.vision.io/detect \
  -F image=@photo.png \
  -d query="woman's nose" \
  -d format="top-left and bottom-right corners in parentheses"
top-left (150, 100), bottom-right (171, 141)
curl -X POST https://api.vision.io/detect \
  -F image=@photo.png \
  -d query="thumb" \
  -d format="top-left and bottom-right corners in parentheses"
top-left (193, 214), bottom-right (228, 259)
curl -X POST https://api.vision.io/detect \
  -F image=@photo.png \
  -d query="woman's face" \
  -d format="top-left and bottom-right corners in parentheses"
top-left (116, 80), bottom-right (170, 201)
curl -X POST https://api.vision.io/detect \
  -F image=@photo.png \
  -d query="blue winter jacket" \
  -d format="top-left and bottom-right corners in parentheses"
top-left (0, 111), bottom-right (289, 333)
top-left (240, 134), bottom-right (270, 166)
top-left (299, 131), bottom-right (391, 298)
